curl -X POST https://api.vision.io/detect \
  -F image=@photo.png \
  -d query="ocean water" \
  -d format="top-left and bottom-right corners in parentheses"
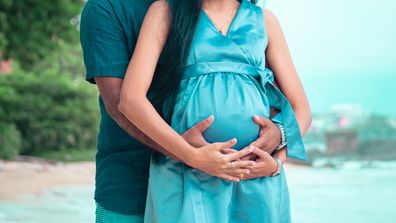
top-left (0, 187), bottom-right (95, 223)
top-left (1, 163), bottom-right (395, 223)
top-left (287, 164), bottom-right (396, 223)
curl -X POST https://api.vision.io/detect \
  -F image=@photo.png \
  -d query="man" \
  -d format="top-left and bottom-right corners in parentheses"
top-left (80, 0), bottom-right (284, 221)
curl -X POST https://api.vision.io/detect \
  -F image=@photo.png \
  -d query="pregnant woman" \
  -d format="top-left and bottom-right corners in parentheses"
top-left (119, 0), bottom-right (311, 222)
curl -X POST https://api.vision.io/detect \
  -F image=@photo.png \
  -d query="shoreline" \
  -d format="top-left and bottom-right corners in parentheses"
top-left (0, 159), bottom-right (95, 201)
top-left (0, 158), bottom-right (308, 202)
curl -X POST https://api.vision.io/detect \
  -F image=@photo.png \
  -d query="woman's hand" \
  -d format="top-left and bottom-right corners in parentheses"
top-left (242, 146), bottom-right (279, 180)
top-left (187, 138), bottom-right (256, 182)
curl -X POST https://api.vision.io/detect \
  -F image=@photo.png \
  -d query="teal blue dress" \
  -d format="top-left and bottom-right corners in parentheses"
top-left (144, 1), bottom-right (307, 222)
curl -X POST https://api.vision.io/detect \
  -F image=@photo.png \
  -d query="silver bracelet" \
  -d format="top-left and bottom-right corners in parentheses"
top-left (275, 123), bottom-right (287, 151)
top-left (270, 155), bottom-right (282, 177)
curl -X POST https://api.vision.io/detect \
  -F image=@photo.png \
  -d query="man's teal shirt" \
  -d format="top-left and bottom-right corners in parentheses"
top-left (80, 0), bottom-right (155, 215)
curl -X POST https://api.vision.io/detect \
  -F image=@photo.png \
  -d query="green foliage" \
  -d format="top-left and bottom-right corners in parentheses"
top-left (0, 68), bottom-right (99, 155)
top-left (32, 41), bottom-right (86, 80)
top-left (0, 0), bottom-right (84, 69)
top-left (0, 1), bottom-right (98, 160)
top-left (0, 122), bottom-right (22, 159)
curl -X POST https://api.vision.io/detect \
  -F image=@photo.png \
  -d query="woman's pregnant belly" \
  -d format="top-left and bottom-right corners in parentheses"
top-left (172, 73), bottom-right (270, 150)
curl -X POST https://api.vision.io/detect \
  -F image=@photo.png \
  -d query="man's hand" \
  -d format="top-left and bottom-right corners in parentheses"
top-left (241, 115), bottom-right (281, 161)
top-left (181, 115), bottom-right (214, 148)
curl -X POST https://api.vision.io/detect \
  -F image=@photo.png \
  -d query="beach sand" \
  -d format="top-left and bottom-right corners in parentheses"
top-left (0, 158), bottom-right (95, 201)
top-left (0, 157), bottom-right (307, 201)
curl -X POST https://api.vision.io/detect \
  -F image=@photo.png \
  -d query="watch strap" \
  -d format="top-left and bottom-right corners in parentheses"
top-left (275, 123), bottom-right (287, 152)
top-left (271, 155), bottom-right (282, 177)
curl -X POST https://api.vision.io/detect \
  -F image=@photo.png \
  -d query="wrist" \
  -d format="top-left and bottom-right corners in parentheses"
top-left (274, 123), bottom-right (287, 152)
top-left (183, 145), bottom-right (200, 167)
top-left (270, 155), bottom-right (282, 177)
top-left (275, 148), bottom-right (287, 164)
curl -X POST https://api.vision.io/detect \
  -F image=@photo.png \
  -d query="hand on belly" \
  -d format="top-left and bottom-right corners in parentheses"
top-left (181, 74), bottom-right (270, 150)
top-left (202, 114), bottom-right (262, 150)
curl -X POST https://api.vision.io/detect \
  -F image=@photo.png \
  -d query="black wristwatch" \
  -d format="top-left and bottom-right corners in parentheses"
top-left (270, 155), bottom-right (282, 177)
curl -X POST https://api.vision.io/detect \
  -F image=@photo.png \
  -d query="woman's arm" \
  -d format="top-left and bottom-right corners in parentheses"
top-left (118, 1), bottom-right (255, 181)
top-left (243, 9), bottom-right (312, 180)
top-left (264, 9), bottom-right (312, 138)
top-left (264, 9), bottom-right (312, 164)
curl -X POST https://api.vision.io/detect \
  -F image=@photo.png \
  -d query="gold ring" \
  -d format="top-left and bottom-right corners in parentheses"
top-left (240, 173), bottom-right (244, 179)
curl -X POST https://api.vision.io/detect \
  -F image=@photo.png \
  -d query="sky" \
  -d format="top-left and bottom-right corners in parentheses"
top-left (258, 0), bottom-right (396, 115)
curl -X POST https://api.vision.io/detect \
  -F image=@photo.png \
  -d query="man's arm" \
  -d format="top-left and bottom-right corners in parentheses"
top-left (95, 76), bottom-right (217, 160)
top-left (80, 0), bottom-right (214, 161)
top-left (95, 76), bottom-right (179, 159)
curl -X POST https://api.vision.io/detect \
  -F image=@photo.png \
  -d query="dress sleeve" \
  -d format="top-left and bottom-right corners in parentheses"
top-left (261, 68), bottom-right (308, 161)
top-left (80, 1), bottom-right (130, 84)
top-left (272, 107), bottom-right (307, 161)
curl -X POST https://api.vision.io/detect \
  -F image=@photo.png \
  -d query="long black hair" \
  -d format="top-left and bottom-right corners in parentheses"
top-left (150, 0), bottom-right (202, 124)
top-left (150, 0), bottom-right (257, 124)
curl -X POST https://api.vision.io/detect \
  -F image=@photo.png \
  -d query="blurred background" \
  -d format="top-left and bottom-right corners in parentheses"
top-left (0, 0), bottom-right (395, 222)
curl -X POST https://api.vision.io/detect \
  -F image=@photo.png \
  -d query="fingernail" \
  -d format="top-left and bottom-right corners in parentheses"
top-left (249, 145), bottom-right (257, 151)
top-left (253, 115), bottom-right (259, 119)
top-left (246, 170), bottom-right (250, 174)
top-left (208, 115), bottom-right (214, 120)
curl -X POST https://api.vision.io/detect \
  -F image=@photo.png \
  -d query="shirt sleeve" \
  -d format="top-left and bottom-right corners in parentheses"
top-left (80, 1), bottom-right (130, 84)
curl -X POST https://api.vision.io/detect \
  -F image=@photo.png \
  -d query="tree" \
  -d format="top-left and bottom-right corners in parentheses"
top-left (0, 68), bottom-right (98, 154)
top-left (0, 0), bottom-right (83, 69)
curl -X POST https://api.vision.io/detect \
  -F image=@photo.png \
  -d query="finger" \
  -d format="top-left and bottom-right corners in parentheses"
top-left (239, 145), bottom-right (259, 160)
top-left (240, 153), bottom-right (255, 161)
top-left (225, 168), bottom-right (253, 180)
top-left (252, 138), bottom-right (276, 154)
top-left (242, 173), bottom-right (257, 180)
top-left (252, 115), bottom-right (271, 127)
top-left (219, 174), bottom-right (240, 182)
top-left (221, 148), bottom-right (238, 154)
top-left (228, 167), bottom-right (251, 175)
top-left (225, 146), bottom-right (255, 161)
top-left (215, 138), bottom-right (237, 151)
top-left (250, 137), bottom-right (265, 149)
top-left (251, 146), bottom-right (272, 160)
top-left (239, 146), bottom-right (255, 160)
top-left (241, 154), bottom-right (258, 161)
top-left (194, 115), bottom-right (214, 132)
top-left (233, 160), bottom-right (256, 169)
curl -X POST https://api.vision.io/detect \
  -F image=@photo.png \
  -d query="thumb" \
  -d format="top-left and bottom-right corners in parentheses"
top-left (217, 138), bottom-right (237, 150)
top-left (250, 145), bottom-right (272, 160)
top-left (194, 115), bottom-right (214, 132)
top-left (221, 148), bottom-right (238, 154)
top-left (253, 115), bottom-right (271, 127)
